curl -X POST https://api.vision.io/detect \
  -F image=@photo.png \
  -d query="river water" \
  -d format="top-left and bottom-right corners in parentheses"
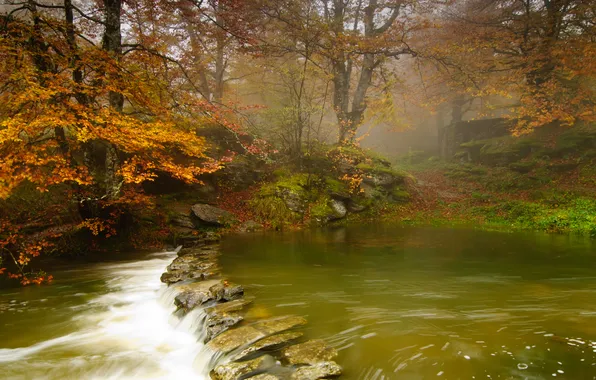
top-left (218, 226), bottom-right (596, 379)
top-left (1, 226), bottom-right (596, 379)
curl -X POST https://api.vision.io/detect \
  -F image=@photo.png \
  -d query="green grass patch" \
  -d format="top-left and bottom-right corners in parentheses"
top-left (470, 198), bottom-right (596, 237)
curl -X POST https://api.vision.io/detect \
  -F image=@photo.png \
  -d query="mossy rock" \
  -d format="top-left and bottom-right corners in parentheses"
top-left (325, 177), bottom-right (350, 200)
top-left (310, 197), bottom-right (347, 223)
top-left (460, 136), bottom-right (540, 165)
top-left (390, 188), bottom-right (411, 203)
top-left (555, 126), bottom-right (596, 154)
top-left (250, 194), bottom-right (300, 227)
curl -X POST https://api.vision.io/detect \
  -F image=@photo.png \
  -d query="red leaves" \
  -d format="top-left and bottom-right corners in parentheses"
top-left (7, 272), bottom-right (53, 286)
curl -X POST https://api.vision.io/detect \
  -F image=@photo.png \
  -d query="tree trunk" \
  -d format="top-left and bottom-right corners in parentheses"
top-left (213, 5), bottom-right (226, 102)
top-left (102, 0), bottom-right (123, 199)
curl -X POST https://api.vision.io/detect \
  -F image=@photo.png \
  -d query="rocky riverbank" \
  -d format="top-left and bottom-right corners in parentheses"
top-left (160, 242), bottom-right (342, 379)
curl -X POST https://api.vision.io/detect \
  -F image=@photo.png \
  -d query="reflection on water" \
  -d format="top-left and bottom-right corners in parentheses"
top-left (0, 251), bottom-right (206, 380)
top-left (219, 225), bottom-right (596, 379)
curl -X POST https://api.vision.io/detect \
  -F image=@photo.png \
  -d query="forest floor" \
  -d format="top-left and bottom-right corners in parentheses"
top-left (375, 159), bottom-right (596, 237)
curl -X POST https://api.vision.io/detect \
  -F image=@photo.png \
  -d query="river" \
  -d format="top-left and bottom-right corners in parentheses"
top-left (1, 225), bottom-right (596, 379)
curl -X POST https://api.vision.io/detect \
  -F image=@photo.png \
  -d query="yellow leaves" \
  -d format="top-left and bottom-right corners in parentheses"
top-left (120, 158), bottom-right (158, 184)
top-left (78, 216), bottom-right (118, 239)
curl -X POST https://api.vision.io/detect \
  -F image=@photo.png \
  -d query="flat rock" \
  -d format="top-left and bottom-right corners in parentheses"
top-left (282, 340), bottom-right (338, 365)
top-left (209, 281), bottom-right (244, 302)
top-left (207, 325), bottom-right (264, 354)
top-left (174, 280), bottom-right (244, 312)
top-left (291, 361), bottom-right (342, 379)
top-left (191, 204), bottom-right (236, 226)
top-left (161, 254), bottom-right (220, 284)
top-left (204, 297), bottom-right (254, 316)
top-left (167, 254), bottom-right (217, 272)
top-left (177, 246), bottom-right (221, 258)
top-left (211, 355), bottom-right (276, 380)
top-left (205, 313), bottom-right (244, 342)
top-left (203, 298), bottom-right (254, 342)
top-left (207, 316), bottom-right (307, 353)
top-left (233, 331), bottom-right (303, 361)
top-left (160, 267), bottom-right (219, 284)
top-left (174, 279), bottom-right (221, 311)
top-left (255, 316), bottom-right (306, 336)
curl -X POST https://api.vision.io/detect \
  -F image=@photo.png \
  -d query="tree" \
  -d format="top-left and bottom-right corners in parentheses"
top-left (0, 0), bottom-right (234, 282)
top-left (260, 0), bottom-right (421, 144)
top-left (418, 0), bottom-right (595, 133)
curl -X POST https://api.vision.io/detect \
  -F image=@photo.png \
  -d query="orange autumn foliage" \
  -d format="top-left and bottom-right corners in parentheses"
top-left (0, 1), bottom-right (246, 283)
top-left (415, 0), bottom-right (595, 133)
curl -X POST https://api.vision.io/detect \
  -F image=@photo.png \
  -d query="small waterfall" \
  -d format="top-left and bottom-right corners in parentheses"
top-left (0, 250), bottom-right (218, 379)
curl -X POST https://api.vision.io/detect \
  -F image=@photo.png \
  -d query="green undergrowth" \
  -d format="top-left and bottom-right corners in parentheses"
top-left (469, 198), bottom-right (596, 237)
top-left (248, 145), bottom-right (411, 228)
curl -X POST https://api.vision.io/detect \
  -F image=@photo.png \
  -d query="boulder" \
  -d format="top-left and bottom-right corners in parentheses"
top-left (360, 183), bottom-right (378, 199)
top-left (211, 355), bottom-right (276, 380)
top-left (279, 189), bottom-right (306, 214)
top-left (191, 204), bottom-right (236, 226)
top-left (282, 340), bottom-right (338, 365)
top-left (327, 199), bottom-right (347, 221)
top-left (291, 361), bottom-right (342, 379)
top-left (362, 172), bottom-right (396, 187)
top-left (233, 332), bottom-right (303, 361)
top-left (347, 200), bottom-right (367, 213)
top-left (207, 316), bottom-right (308, 354)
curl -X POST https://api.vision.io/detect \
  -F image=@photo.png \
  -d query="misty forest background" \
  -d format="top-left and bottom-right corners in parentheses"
top-left (0, 0), bottom-right (594, 284)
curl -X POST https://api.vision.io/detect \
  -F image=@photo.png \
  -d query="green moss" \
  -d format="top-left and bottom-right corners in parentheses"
top-left (325, 177), bottom-right (349, 195)
top-left (390, 188), bottom-right (410, 202)
top-left (356, 162), bottom-right (407, 179)
top-left (259, 173), bottom-right (309, 196)
top-left (249, 195), bottom-right (299, 228)
top-left (310, 196), bottom-right (333, 222)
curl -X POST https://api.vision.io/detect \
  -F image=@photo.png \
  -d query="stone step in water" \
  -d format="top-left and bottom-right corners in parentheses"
top-left (160, 244), bottom-right (343, 379)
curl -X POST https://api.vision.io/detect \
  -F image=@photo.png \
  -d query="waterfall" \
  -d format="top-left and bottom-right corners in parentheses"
top-left (0, 250), bottom-right (217, 379)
